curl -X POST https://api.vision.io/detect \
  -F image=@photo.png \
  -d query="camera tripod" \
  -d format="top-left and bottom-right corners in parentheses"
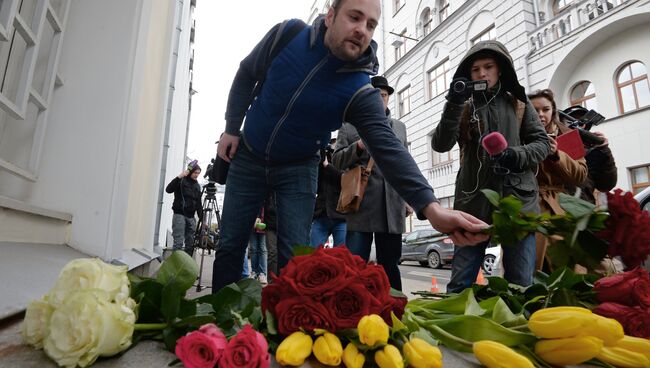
top-left (193, 181), bottom-right (221, 292)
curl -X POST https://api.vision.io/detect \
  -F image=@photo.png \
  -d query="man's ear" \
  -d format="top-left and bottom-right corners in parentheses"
top-left (325, 7), bottom-right (335, 27)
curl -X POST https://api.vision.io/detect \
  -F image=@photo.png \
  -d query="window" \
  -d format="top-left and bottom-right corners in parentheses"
top-left (617, 61), bottom-right (650, 114)
top-left (471, 24), bottom-right (496, 45)
top-left (0, 0), bottom-right (68, 180)
top-left (439, 0), bottom-right (449, 23)
top-left (431, 150), bottom-right (451, 166)
top-left (421, 8), bottom-right (432, 36)
top-left (427, 59), bottom-right (450, 99)
top-left (570, 81), bottom-right (598, 110)
top-left (630, 165), bottom-right (650, 194)
top-left (394, 29), bottom-right (407, 61)
top-left (553, 0), bottom-right (571, 15)
top-left (398, 86), bottom-right (411, 117)
top-left (439, 196), bottom-right (454, 209)
top-left (393, 0), bottom-right (404, 15)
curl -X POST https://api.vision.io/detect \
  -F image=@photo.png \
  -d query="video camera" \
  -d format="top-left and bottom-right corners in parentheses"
top-left (559, 106), bottom-right (606, 146)
top-left (452, 78), bottom-right (488, 94)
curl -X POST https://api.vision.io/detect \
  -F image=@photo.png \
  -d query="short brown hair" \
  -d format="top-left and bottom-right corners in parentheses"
top-left (528, 89), bottom-right (559, 124)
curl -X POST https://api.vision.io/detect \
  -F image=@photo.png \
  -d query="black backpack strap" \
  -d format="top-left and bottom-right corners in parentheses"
top-left (251, 19), bottom-right (307, 98)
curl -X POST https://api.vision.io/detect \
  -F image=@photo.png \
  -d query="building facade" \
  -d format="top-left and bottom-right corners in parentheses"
top-left (308, 0), bottom-right (650, 229)
top-left (0, 0), bottom-right (196, 318)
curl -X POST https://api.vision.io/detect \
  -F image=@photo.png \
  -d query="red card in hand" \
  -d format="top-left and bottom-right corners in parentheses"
top-left (556, 129), bottom-right (585, 160)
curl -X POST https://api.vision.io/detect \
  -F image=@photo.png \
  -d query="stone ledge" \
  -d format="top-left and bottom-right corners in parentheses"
top-left (0, 195), bottom-right (72, 222)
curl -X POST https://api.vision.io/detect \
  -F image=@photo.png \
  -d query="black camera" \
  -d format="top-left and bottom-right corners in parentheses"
top-left (452, 79), bottom-right (488, 94)
top-left (559, 106), bottom-right (606, 146)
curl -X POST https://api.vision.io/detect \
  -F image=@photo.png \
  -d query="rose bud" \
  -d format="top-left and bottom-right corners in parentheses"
top-left (175, 324), bottom-right (227, 368)
top-left (342, 343), bottom-right (365, 368)
top-left (276, 331), bottom-right (313, 367)
top-left (374, 344), bottom-right (404, 368)
top-left (313, 332), bottom-right (343, 366)
top-left (535, 336), bottom-right (603, 366)
top-left (403, 337), bottom-right (443, 368)
top-left (594, 268), bottom-right (650, 307)
top-left (528, 306), bottom-right (596, 339)
top-left (597, 345), bottom-right (650, 368)
top-left (358, 314), bottom-right (389, 346)
top-left (472, 340), bottom-right (533, 368)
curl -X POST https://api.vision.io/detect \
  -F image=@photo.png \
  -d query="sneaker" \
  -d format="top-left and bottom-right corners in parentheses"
top-left (258, 273), bottom-right (268, 284)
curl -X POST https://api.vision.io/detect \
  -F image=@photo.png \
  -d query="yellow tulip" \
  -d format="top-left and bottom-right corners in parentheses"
top-left (312, 332), bottom-right (343, 366)
top-left (535, 336), bottom-right (603, 366)
top-left (342, 343), bottom-right (365, 368)
top-left (597, 345), bottom-right (650, 368)
top-left (616, 335), bottom-right (650, 360)
top-left (358, 314), bottom-right (390, 346)
top-left (375, 344), bottom-right (404, 368)
top-left (528, 306), bottom-right (595, 339)
top-left (582, 314), bottom-right (624, 346)
top-left (472, 340), bottom-right (534, 368)
top-left (403, 338), bottom-right (443, 368)
top-left (275, 331), bottom-right (313, 367)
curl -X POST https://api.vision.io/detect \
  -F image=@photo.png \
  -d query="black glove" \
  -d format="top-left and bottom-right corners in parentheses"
top-left (446, 77), bottom-right (472, 104)
top-left (493, 148), bottom-right (522, 172)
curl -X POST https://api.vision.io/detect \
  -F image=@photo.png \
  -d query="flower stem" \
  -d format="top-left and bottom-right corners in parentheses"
top-left (134, 323), bottom-right (167, 331)
top-left (425, 323), bottom-right (473, 348)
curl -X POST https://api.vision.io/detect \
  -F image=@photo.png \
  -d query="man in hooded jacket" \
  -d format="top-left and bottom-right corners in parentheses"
top-left (212, 0), bottom-right (489, 293)
top-left (431, 40), bottom-right (551, 293)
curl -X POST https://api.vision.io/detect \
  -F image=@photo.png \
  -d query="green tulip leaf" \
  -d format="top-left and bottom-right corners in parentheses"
top-left (408, 288), bottom-right (482, 315)
top-left (156, 251), bottom-right (199, 293)
top-left (409, 328), bottom-right (439, 346)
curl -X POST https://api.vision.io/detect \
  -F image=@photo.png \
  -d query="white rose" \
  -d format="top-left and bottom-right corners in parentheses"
top-left (47, 258), bottom-right (130, 307)
top-left (22, 298), bottom-right (53, 348)
top-left (43, 290), bottom-right (136, 367)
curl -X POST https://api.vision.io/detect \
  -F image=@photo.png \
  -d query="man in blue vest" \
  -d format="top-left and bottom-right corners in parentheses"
top-left (212, 0), bottom-right (489, 293)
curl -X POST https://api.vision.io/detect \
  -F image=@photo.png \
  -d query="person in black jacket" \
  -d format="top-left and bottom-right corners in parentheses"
top-left (310, 140), bottom-right (346, 247)
top-left (165, 162), bottom-right (203, 255)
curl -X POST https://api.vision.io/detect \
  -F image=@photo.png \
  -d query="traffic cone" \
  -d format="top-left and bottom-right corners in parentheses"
top-left (476, 269), bottom-right (486, 285)
top-left (430, 276), bottom-right (440, 293)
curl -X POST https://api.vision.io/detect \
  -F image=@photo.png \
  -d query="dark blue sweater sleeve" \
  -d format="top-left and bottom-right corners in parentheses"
top-left (223, 22), bottom-right (282, 135)
top-left (345, 87), bottom-right (438, 219)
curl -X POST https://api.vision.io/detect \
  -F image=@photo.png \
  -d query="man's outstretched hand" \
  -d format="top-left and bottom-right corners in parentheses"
top-left (423, 202), bottom-right (489, 245)
top-left (217, 132), bottom-right (239, 163)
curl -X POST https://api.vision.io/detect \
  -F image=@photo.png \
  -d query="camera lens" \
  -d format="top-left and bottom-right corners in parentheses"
top-left (452, 80), bottom-right (466, 93)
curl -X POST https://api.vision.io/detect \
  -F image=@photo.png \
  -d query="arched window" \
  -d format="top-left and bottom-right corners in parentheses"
top-left (617, 61), bottom-right (650, 113)
top-left (553, 0), bottom-right (571, 15)
top-left (438, 0), bottom-right (449, 23)
top-left (570, 81), bottom-right (597, 110)
top-left (421, 8), bottom-right (433, 36)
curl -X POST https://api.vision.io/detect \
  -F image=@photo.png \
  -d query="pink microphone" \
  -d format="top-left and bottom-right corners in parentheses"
top-left (481, 132), bottom-right (508, 156)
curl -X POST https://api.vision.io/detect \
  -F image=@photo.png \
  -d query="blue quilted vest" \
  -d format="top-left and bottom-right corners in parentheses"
top-left (243, 26), bottom-right (371, 163)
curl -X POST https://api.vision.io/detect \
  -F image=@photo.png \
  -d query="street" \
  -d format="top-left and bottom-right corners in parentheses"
top-left (399, 261), bottom-right (452, 298)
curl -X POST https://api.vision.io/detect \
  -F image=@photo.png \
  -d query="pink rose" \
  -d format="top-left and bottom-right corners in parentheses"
top-left (175, 323), bottom-right (227, 368)
top-left (221, 325), bottom-right (270, 368)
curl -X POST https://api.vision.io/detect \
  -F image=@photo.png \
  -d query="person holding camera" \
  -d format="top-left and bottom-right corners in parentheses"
top-left (165, 162), bottom-right (203, 256)
top-left (529, 89), bottom-right (588, 271)
top-left (431, 40), bottom-right (551, 293)
top-left (310, 138), bottom-right (346, 247)
top-left (212, 0), bottom-right (489, 294)
top-left (333, 76), bottom-right (409, 290)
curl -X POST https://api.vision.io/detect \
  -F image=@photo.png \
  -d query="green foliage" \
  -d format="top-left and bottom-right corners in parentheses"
top-left (480, 190), bottom-right (610, 270)
top-left (130, 252), bottom-right (265, 352)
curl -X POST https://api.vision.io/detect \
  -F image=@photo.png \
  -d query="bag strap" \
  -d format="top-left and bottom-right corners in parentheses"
top-left (364, 158), bottom-right (375, 175)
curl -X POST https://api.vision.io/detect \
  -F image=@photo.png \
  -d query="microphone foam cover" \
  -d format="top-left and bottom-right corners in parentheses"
top-left (482, 132), bottom-right (508, 156)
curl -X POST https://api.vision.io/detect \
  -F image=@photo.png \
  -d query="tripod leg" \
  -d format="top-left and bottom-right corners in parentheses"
top-left (197, 248), bottom-right (205, 292)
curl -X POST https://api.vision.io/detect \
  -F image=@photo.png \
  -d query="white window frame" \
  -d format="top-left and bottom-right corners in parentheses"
top-left (398, 86), bottom-right (411, 117)
top-left (471, 24), bottom-right (496, 45)
top-left (439, 0), bottom-right (449, 23)
top-left (427, 59), bottom-right (450, 100)
top-left (0, 0), bottom-right (69, 181)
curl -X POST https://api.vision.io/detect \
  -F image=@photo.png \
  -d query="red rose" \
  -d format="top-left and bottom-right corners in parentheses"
top-left (325, 246), bottom-right (367, 269)
top-left (275, 296), bottom-right (335, 335)
top-left (598, 189), bottom-right (650, 267)
top-left (594, 267), bottom-right (650, 307)
top-left (324, 281), bottom-right (382, 331)
top-left (280, 247), bottom-right (357, 297)
top-left (380, 296), bottom-right (408, 325)
top-left (358, 264), bottom-right (391, 302)
top-left (174, 323), bottom-right (227, 368)
top-left (261, 282), bottom-right (289, 316)
top-left (220, 325), bottom-right (270, 368)
top-left (592, 301), bottom-right (634, 320)
top-left (622, 306), bottom-right (650, 339)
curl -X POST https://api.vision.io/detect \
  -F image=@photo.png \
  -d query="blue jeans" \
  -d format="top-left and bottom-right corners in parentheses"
top-left (172, 213), bottom-right (196, 256)
top-left (446, 233), bottom-right (536, 293)
top-left (345, 231), bottom-right (403, 291)
top-left (249, 231), bottom-right (267, 276)
top-left (242, 247), bottom-right (249, 278)
top-left (212, 143), bottom-right (318, 292)
top-left (310, 217), bottom-right (346, 247)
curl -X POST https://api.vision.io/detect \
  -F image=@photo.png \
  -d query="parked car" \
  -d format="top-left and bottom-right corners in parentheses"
top-left (482, 243), bottom-right (502, 275)
top-left (400, 229), bottom-right (454, 269)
